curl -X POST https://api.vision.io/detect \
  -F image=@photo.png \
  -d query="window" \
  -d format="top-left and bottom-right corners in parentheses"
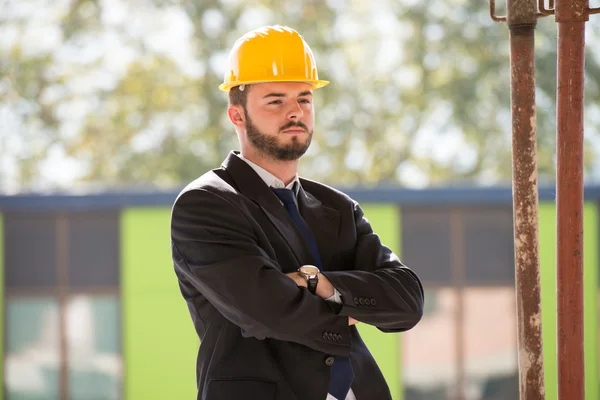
top-left (68, 213), bottom-right (120, 287)
top-left (403, 288), bottom-right (458, 400)
top-left (402, 206), bottom-right (518, 399)
top-left (401, 208), bottom-right (452, 284)
top-left (4, 213), bottom-right (57, 288)
top-left (3, 212), bottom-right (121, 399)
top-left (401, 207), bottom-right (515, 285)
top-left (5, 298), bottom-right (60, 399)
top-left (68, 295), bottom-right (121, 400)
top-left (464, 208), bottom-right (515, 284)
top-left (464, 287), bottom-right (518, 399)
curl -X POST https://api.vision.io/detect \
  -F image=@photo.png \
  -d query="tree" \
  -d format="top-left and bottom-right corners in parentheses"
top-left (1, 0), bottom-right (599, 192)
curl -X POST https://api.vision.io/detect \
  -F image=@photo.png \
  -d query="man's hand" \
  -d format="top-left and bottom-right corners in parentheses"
top-left (285, 272), bottom-right (360, 326)
top-left (285, 271), bottom-right (335, 299)
top-left (314, 273), bottom-right (335, 299)
top-left (286, 271), bottom-right (307, 288)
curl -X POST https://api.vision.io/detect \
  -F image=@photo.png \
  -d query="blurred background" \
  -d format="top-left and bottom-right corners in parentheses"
top-left (1, 0), bottom-right (599, 399)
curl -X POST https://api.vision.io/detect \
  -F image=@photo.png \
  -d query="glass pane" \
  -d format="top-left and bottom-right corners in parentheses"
top-left (401, 208), bottom-right (452, 284)
top-left (4, 213), bottom-right (57, 288)
top-left (464, 287), bottom-right (518, 399)
top-left (404, 288), bottom-right (457, 399)
top-left (464, 208), bottom-right (515, 284)
top-left (5, 297), bottom-right (60, 400)
top-left (67, 295), bottom-right (122, 400)
top-left (68, 212), bottom-right (120, 287)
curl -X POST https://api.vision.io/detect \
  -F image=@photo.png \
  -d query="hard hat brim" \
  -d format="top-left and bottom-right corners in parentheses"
top-left (219, 79), bottom-right (329, 92)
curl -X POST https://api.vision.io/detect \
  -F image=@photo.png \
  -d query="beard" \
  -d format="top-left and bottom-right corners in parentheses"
top-left (245, 113), bottom-right (313, 161)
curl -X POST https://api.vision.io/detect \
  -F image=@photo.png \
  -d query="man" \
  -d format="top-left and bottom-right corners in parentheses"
top-left (170, 25), bottom-right (424, 400)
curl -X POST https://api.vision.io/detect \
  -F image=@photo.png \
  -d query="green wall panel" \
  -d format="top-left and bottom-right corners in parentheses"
top-left (584, 204), bottom-right (599, 400)
top-left (0, 214), bottom-right (3, 400)
top-left (539, 202), bottom-right (598, 400)
top-left (358, 204), bottom-right (403, 400)
top-left (121, 208), bottom-right (198, 400)
top-left (539, 203), bottom-right (558, 400)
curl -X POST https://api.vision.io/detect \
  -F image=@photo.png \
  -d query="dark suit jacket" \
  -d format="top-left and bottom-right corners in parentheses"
top-left (170, 151), bottom-right (424, 400)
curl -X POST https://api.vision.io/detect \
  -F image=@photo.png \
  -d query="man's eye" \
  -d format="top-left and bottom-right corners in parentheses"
top-left (299, 99), bottom-right (311, 104)
top-left (269, 100), bottom-right (282, 105)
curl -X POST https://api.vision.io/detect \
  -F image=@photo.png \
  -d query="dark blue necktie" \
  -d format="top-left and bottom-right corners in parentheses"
top-left (272, 187), bottom-right (355, 400)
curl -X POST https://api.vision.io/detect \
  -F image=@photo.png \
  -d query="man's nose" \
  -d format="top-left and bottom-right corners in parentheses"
top-left (287, 102), bottom-right (304, 120)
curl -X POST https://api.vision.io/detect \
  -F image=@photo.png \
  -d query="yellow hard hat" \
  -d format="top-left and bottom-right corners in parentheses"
top-left (219, 25), bottom-right (329, 92)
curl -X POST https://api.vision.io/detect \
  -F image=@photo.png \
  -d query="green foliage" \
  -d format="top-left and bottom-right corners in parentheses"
top-left (1, 0), bottom-right (599, 191)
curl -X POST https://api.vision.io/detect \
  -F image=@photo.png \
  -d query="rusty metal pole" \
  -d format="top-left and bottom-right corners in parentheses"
top-left (490, 0), bottom-right (546, 399)
top-left (555, 1), bottom-right (588, 398)
top-left (507, 1), bottom-right (545, 399)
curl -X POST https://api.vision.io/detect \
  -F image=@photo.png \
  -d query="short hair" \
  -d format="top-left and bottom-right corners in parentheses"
top-left (228, 85), bottom-right (249, 109)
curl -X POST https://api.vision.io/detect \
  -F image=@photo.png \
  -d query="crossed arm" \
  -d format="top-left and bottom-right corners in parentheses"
top-left (171, 188), bottom-right (423, 355)
top-left (284, 271), bottom-right (360, 326)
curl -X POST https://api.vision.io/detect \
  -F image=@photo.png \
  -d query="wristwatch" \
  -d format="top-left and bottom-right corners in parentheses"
top-left (297, 265), bottom-right (320, 294)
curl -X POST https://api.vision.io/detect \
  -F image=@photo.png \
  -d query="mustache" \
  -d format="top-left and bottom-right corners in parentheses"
top-left (279, 121), bottom-right (309, 132)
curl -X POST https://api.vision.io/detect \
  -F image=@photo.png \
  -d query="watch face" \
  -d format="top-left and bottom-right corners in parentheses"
top-left (299, 265), bottom-right (319, 278)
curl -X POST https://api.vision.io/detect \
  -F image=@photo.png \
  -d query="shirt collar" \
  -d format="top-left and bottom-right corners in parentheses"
top-left (236, 153), bottom-right (300, 195)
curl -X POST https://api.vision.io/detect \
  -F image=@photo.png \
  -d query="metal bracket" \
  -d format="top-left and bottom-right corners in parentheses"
top-left (539, 0), bottom-right (555, 15)
top-left (536, 0), bottom-right (599, 17)
top-left (490, 0), bottom-right (557, 22)
top-left (490, 0), bottom-right (507, 22)
top-left (490, 0), bottom-right (600, 22)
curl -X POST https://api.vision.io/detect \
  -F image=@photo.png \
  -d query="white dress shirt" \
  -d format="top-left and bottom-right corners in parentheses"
top-left (237, 154), bottom-right (357, 400)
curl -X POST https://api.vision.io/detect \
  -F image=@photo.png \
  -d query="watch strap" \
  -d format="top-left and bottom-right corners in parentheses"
top-left (306, 277), bottom-right (318, 294)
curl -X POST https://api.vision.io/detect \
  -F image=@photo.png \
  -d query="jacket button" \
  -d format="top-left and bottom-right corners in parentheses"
top-left (328, 333), bottom-right (335, 341)
top-left (323, 332), bottom-right (328, 340)
top-left (370, 298), bottom-right (377, 306)
top-left (325, 356), bottom-right (335, 367)
top-left (359, 298), bottom-right (365, 305)
top-left (335, 334), bottom-right (342, 342)
top-left (353, 297), bottom-right (359, 305)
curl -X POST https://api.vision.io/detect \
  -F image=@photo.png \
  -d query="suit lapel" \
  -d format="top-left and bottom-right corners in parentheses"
top-left (297, 182), bottom-right (341, 270)
top-left (221, 152), bottom-right (314, 267)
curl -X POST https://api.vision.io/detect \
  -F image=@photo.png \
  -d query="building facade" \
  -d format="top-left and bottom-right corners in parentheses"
top-left (1, 186), bottom-right (598, 400)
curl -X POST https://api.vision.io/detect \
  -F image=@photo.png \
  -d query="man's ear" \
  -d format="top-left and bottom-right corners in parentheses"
top-left (227, 105), bottom-right (245, 128)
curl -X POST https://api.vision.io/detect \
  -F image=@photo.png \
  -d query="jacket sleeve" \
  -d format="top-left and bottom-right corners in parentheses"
top-left (322, 202), bottom-right (424, 333)
top-left (171, 188), bottom-right (352, 356)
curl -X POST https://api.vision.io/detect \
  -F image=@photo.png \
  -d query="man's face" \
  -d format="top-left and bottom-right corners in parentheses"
top-left (242, 82), bottom-right (315, 161)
